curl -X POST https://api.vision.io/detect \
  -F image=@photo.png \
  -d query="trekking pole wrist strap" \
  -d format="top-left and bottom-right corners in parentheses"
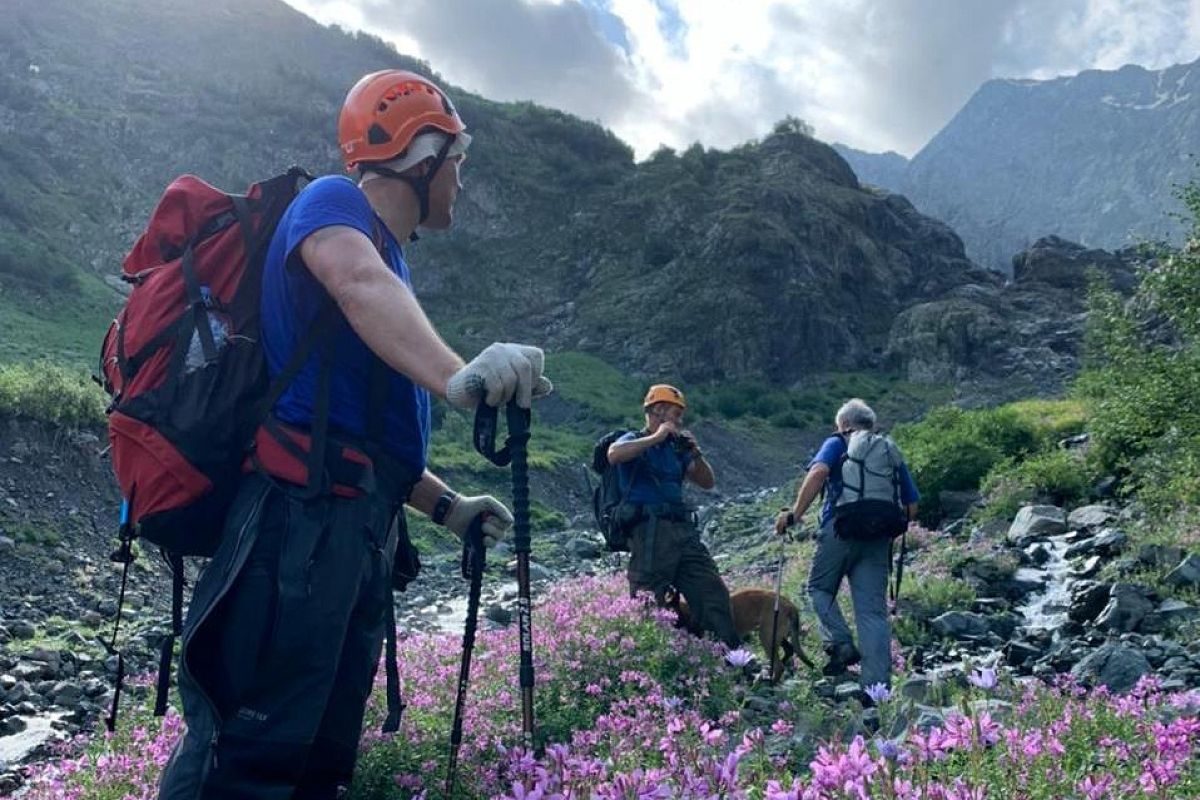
top-left (433, 491), bottom-right (459, 526)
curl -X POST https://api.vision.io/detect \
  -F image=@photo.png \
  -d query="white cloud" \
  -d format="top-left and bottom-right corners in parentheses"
top-left (283, 0), bottom-right (1200, 159)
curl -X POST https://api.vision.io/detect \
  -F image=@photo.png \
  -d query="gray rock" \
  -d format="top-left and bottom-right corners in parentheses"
top-left (51, 681), bottom-right (83, 707)
top-left (1164, 554), bottom-right (1200, 589)
top-left (0, 716), bottom-right (27, 736)
top-left (567, 537), bottom-right (603, 560)
top-left (899, 677), bottom-right (932, 703)
top-left (5, 682), bottom-right (33, 705)
top-left (1007, 506), bottom-right (1067, 546)
top-left (834, 682), bottom-right (863, 703)
top-left (1070, 556), bottom-right (1102, 578)
top-left (1068, 581), bottom-right (1112, 624)
top-left (1067, 505), bottom-right (1116, 531)
top-left (1092, 476), bottom-right (1119, 498)
top-left (13, 662), bottom-right (46, 682)
top-left (912, 705), bottom-right (946, 731)
top-left (0, 536), bottom-right (13, 552)
top-left (1004, 640), bottom-right (1045, 668)
top-left (484, 604), bottom-right (513, 627)
top-left (1071, 642), bottom-right (1151, 693)
top-left (1065, 528), bottom-right (1127, 559)
top-left (8, 621), bottom-right (35, 640)
top-left (1024, 544), bottom-right (1051, 566)
top-left (1095, 584), bottom-right (1154, 633)
top-left (1158, 599), bottom-right (1199, 624)
top-left (1138, 544), bottom-right (1185, 568)
top-left (931, 611), bottom-right (990, 639)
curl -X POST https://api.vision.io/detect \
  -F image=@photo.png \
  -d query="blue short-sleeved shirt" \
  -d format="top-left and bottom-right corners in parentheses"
top-left (615, 431), bottom-right (694, 506)
top-left (810, 433), bottom-right (920, 527)
top-left (260, 176), bottom-right (431, 472)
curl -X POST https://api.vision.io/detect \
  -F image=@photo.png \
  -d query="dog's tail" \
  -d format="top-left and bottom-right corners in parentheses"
top-left (791, 611), bottom-right (814, 668)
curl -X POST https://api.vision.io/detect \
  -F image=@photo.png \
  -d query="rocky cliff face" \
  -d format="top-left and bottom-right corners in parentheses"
top-left (886, 236), bottom-right (1145, 396)
top-left (0, 0), bottom-right (1112, 394)
top-left (842, 59), bottom-right (1199, 274)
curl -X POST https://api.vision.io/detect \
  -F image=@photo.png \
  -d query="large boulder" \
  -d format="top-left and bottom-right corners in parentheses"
top-left (1064, 528), bottom-right (1128, 560)
top-left (1070, 642), bottom-right (1151, 693)
top-left (1007, 506), bottom-right (1067, 546)
top-left (1164, 554), bottom-right (1200, 589)
top-left (1095, 584), bottom-right (1155, 633)
top-left (1067, 504), bottom-right (1116, 531)
top-left (1068, 581), bottom-right (1112, 624)
top-left (1012, 236), bottom-right (1137, 292)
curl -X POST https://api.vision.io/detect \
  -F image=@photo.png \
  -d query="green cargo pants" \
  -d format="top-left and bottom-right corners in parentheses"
top-left (626, 515), bottom-right (739, 648)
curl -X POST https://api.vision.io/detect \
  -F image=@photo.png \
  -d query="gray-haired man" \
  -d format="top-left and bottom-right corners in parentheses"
top-left (774, 399), bottom-right (919, 692)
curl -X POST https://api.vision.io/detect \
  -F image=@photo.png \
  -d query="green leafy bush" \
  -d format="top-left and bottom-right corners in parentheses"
top-left (1076, 174), bottom-right (1200, 518)
top-left (979, 449), bottom-right (1093, 522)
top-left (0, 360), bottom-right (106, 427)
top-left (893, 399), bottom-right (1087, 525)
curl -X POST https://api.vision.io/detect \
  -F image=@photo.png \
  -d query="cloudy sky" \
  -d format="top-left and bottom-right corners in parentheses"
top-left (282, 0), bottom-right (1200, 159)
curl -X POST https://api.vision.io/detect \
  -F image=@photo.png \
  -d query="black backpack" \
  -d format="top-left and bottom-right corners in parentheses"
top-left (590, 429), bottom-right (637, 552)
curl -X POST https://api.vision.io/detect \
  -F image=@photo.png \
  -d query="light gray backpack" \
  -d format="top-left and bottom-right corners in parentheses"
top-left (833, 431), bottom-right (907, 540)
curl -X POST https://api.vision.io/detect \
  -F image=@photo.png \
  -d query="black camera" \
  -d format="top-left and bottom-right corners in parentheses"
top-left (670, 433), bottom-right (695, 455)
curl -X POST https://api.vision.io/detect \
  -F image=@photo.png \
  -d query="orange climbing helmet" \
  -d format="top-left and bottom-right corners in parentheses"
top-left (643, 384), bottom-right (687, 410)
top-left (337, 70), bottom-right (465, 170)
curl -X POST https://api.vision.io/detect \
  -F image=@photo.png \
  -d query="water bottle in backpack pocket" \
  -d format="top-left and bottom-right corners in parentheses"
top-left (833, 431), bottom-right (907, 541)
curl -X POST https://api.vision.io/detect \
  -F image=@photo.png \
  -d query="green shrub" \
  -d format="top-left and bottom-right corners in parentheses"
top-left (1074, 174), bottom-right (1200, 519)
top-left (979, 449), bottom-right (1092, 521)
top-left (0, 360), bottom-right (106, 427)
top-left (893, 400), bottom-right (1085, 525)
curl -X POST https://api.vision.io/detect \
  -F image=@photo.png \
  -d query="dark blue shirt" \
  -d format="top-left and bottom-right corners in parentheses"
top-left (261, 176), bottom-right (431, 472)
top-left (615, 431), bottom-right (694, 506)
top-left (811, 433), bottom-right (919, 527)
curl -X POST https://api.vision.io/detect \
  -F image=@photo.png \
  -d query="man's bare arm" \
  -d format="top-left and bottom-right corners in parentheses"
top-left (301, 225), bottom-right (463, 397)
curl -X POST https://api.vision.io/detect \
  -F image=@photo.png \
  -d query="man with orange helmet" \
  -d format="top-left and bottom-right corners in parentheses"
top-left (157, 70), bottom-right (551, 799)
top-left (606, 384), bottom-right (739, 648)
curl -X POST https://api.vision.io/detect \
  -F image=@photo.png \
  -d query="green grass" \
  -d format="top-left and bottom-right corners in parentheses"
top-left (547, 350), bottom-right (645, 424)
top-left (5, 520), bottom-right (64, 547)
top-left (0, 275), bottom-right (118, 366)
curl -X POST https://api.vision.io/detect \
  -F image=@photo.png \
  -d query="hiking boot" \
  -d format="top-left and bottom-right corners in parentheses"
top-left (822, 643), bottom-right (861, 677)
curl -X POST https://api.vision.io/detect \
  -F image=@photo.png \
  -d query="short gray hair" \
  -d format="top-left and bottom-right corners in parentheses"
top-left (835, 398), bottom-right (876, 431)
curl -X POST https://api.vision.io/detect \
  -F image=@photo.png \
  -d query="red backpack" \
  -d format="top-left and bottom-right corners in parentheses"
top-left (97, 167), bottom-right (317, 726)
top-left (98, 167), bottom-right (312, 557)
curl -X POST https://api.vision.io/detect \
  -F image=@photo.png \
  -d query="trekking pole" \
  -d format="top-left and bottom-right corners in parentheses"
top-left (474, 400), bottom-right (536, 753)
top-left (767, 528), bottom-right (788, 684)
top-left (445, 516), bottom-right (487, 798)
top-left (102, 493), bottom-right (136, 732)
top-left (889, 524), bottom-right (909, 615)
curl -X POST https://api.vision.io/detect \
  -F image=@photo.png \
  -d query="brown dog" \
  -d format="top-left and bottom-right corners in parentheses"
top-left (666, 587), bottom-right (814, 680)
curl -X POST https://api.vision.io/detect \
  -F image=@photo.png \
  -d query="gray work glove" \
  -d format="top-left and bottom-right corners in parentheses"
top-left (442, 493), bottom-right (514, 547)
top-left (445, 343), bottom-right (553, 409)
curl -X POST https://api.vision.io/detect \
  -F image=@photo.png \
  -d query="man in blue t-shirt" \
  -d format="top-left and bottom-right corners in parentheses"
top-left (158, 71), bottom-right (551, 800)
top-left (774, 399), bottom-right (919, 694)
top-left (607, 384), bottom-right (739, 648)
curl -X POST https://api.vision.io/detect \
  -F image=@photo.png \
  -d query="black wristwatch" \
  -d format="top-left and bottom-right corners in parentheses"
top-left (432, 491), bottom-right (458, 525)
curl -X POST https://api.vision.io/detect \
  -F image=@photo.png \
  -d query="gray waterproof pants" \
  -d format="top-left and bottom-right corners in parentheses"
top-left (156, 472), bottom-right (403, 800)
top-left (807, 520), bottom-right (892, 688)
top-left (627, 516), bottom-right (740, 648)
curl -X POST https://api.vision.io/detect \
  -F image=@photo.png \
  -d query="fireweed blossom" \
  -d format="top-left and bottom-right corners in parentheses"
top-left (16, 576), bottom-right (1200, 799)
